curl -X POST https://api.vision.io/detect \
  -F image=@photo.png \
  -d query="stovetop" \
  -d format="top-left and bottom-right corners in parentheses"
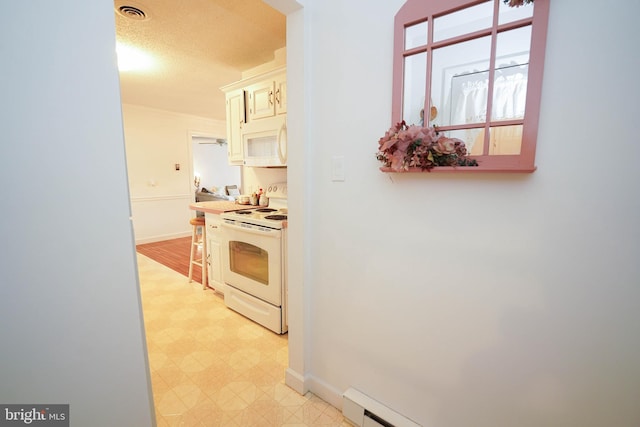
top-left (221, 182), bottom-right (288, 229)
top-left (221, 207), bottom-right (288, 229)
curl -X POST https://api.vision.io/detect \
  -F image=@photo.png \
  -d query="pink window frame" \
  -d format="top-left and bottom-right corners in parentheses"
top-left (391, 0), bottom-right (550, 173)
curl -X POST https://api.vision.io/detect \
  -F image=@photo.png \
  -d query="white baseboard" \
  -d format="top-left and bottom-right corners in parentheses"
top-left (307, 375), bottom-right (344, 410)
top-left (285, 368), bottom-right (308, 395)
top-left (284, 369), bottom-right (344, 410)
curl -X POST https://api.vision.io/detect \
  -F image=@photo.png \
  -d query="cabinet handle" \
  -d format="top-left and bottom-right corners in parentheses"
top-left (269, 90), bottom-right (274, 106)
top-left (275, 89), bottom-right (281, 105)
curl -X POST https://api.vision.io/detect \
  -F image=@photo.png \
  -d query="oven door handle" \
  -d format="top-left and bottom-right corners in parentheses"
top-left (221, 221), bottom-right (282, 238)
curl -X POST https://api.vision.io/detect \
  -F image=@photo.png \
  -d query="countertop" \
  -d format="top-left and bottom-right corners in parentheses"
top-left (189, 201), bottom-right (252, 214)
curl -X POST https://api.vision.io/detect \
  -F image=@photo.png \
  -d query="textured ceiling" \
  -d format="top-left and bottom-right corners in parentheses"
top-left (114, 0), bottom-right (286, 121)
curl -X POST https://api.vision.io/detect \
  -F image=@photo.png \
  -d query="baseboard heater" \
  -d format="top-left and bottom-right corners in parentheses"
top-left (342, 388), bottom-right (422, 427)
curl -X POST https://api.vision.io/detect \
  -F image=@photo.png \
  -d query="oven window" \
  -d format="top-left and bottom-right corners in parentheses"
top-left (229, 241), bottom-right (269, 285)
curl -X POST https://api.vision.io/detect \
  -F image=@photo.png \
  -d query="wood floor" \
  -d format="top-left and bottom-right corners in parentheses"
top-left (136, 236), bottom-right (203, 284)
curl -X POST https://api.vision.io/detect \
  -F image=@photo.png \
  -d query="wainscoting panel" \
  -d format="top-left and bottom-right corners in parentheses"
top-left (131, 194), bottom-right (194, 244)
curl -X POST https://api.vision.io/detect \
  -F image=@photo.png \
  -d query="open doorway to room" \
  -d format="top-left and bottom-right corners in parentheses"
top-left (190, 133), bottom-right (242, 201)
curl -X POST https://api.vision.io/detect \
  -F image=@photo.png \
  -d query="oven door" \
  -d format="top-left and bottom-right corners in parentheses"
top-left (221, 221), bottom-right (283, 306)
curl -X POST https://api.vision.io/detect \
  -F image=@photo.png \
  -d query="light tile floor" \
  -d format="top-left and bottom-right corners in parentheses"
top-left (137, 254), bottom-right (350, 427)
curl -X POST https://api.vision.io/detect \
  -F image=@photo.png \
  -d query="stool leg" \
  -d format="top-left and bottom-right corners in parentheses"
top-left (201, 226), bottom-right (207, 290)
top-left (188, 224), bottom-right (198, 282)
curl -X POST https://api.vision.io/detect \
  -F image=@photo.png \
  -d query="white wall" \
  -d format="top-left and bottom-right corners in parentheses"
top-left (286, 1), bottom-right (640, 426)
top-left (122, 104), bottom-right (226, 243)
top-left (0, 1), bottom-right (154, 426)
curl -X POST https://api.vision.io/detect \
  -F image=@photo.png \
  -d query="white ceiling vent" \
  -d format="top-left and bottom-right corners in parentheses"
top-left (115, 2), bottom-right (151, 21)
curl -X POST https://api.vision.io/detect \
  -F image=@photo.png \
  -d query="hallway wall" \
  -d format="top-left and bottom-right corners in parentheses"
top-left (0, 1), bottom-right (155, 425)
top-left (286, 2), bottom-right (640, 426)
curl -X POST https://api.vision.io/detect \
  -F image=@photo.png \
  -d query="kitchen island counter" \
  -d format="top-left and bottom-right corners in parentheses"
top-left (189, 201), bottom-right (251, 214)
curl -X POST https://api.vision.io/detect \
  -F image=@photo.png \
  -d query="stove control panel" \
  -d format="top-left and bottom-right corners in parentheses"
top-left (266, 182), bottom-right (287, 199)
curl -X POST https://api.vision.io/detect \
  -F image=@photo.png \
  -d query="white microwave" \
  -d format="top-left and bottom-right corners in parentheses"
top-left (242, 116), bottom-right (287, 167)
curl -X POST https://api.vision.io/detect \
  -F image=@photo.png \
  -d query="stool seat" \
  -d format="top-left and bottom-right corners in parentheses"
top-left (188, 216), bottom-right (207, 289)
top-left (190, 217), bottom-right (205, 226)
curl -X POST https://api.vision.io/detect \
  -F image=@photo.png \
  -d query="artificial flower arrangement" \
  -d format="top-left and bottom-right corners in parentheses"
top-left (376, 121), bottom-right (478, 172)
top-left (504, 0), bottom-right (533, 6)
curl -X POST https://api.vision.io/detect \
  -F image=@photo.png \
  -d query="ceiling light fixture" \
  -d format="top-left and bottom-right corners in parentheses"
top-left (116, 42), bottom-right (155, 72)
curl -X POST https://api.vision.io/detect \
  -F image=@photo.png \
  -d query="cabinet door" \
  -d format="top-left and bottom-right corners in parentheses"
top-left (275, 74), bottom-right (287, 115)
top-left (206, 214), bottom-right (224, 291)
top-left (226, 89), bottom-right (245, 165)
top-left (247, 81), bottom-right (276, 120)
top-left (207, 238), bottom-right (223, 289)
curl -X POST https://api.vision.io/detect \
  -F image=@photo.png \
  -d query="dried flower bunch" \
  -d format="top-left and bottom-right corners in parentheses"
top-left (504, 0), bottom-right (533, 7)
top-left (376, 121), bottom-right (478, 172)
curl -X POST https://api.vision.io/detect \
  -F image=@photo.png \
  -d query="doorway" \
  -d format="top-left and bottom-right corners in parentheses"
top-left (191, 133), bottom-right (242, 197)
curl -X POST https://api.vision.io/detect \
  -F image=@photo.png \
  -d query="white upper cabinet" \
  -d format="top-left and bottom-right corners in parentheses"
top-left (246, 71), bottom-right (287, 121)
top-left (247, 80), bottom-right (276, 120)
top-left (221, 67), bottom-right (287, 166)
top-left (225, 89), bottom-right (245, 165)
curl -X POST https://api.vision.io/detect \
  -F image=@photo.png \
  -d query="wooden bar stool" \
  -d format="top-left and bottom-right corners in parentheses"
top-left (188, 216), bottom-right (208, 289)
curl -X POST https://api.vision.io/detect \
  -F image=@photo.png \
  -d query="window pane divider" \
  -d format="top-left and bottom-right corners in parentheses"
top-left (481, 0), bottom-right (501, 156)
top-left (421, 17), bottom-right (532, 52)
top-left (402, 46), bottom-right (427, 57)
top-left (435, 118), bottom-right (524, 133)
top-left (424, 14), bottom-right (434, 130)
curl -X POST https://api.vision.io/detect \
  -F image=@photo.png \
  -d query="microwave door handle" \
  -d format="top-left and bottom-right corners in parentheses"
top-left (277, 120), bottom-right (287, 165)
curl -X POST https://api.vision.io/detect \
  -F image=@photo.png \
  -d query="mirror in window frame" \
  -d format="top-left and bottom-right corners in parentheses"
top-left (391, 0), bottom-right (550, 172)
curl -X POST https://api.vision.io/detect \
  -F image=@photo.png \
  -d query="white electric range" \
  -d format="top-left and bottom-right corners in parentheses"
top-left (219, 183), bottom-right (288, 334)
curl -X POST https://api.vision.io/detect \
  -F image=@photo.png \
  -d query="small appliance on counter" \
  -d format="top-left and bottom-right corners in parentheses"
top-left (237, 194), bottom-right (251, 205)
